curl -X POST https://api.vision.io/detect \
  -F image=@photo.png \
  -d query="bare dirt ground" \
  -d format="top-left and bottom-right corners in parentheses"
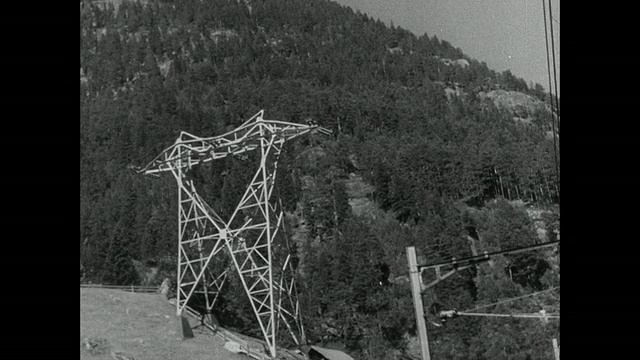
top-left (80, 288), bottom-right (250, 360)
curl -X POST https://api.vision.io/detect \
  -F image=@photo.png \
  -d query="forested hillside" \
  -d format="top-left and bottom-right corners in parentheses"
top-left (80, 1), bottom-right (560, 359)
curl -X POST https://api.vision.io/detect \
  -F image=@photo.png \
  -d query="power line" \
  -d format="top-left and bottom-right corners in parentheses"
top-left (418, 240), bottom-right (559, 270)
top-left (548, 0), bottom-right (560, 117)
top-left (422, 239), bottom-right (554, 265)
top-left (547, 0), bottom-right (561, 159)
top-left (548, 1), bottom-right (561, 196)
top-left (542, 0), bottom-right (560, 199)
top-left (463, 286), bottom-right (560, 312)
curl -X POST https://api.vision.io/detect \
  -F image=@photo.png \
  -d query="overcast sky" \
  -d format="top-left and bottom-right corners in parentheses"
top-left (332, 0), bottom-right (560, 93)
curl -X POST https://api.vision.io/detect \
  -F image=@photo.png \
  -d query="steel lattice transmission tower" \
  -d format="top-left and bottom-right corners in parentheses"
top-left (137, 110), bottom-right (330, 357)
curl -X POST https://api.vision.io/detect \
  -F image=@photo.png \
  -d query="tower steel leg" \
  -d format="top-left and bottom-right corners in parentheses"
top-left (138, 112), bottom-right (325, 357)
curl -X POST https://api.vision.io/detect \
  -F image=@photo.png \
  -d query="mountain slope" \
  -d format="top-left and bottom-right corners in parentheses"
top-left (80, 1), bottom-right (560, 359)
top-left (80, 288), bottom-right (250, 360)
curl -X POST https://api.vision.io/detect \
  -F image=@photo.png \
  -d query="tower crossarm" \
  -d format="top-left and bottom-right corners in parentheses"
top-left (137, 110), bottom-right (326, 357)
top-left (137, 110), bottom-right (331, 175)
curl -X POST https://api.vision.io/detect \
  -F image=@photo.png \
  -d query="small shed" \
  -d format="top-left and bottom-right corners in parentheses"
top-left (308, 346), bottom-right (355, 360)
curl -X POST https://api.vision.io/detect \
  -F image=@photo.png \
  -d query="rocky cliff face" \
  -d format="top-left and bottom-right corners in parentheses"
top-left (479, 90), bottom-right (551, 119)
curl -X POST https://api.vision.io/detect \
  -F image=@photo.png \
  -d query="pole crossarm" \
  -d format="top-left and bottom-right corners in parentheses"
top-left (138, 110), bottom-right (328, 358)
top-left (137, 110), bottom-right (331, 175)
top-left (420, 264), bottom-right (474, 293)
top-left (457, 312), bottom-right (560, 319)
top-left (417, 241), bottom-right (559, 293)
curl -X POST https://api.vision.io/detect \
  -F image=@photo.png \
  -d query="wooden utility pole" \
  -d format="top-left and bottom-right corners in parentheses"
top-left (407, 242), bottom-right (560, 360)
top-left (552, 338), bottom-right (560, 360)
top-left (407, 246), bottom-right (431, 360)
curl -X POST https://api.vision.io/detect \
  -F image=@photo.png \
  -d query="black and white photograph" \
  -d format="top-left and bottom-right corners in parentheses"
top-left (80, 1), bottom-right (560, 359)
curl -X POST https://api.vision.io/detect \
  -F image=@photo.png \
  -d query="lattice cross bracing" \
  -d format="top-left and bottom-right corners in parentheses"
top-left (138, 110), bottom-right (329, 358)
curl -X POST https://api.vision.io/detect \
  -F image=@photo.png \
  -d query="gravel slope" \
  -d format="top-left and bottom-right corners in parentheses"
top-left (80, 288), bottom-right (249, 360)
